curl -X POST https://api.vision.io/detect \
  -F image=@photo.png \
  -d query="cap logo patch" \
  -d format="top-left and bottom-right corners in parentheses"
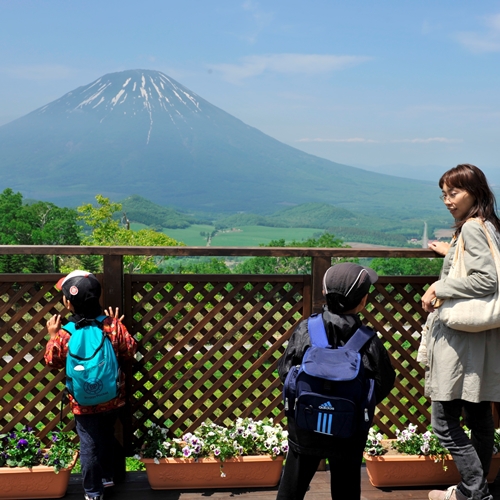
top-left (69, 286), bottom-right (79, 296)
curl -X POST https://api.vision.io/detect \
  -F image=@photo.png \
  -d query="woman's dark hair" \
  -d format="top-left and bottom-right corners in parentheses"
top-left (439, 164), bottom-right (500, 234)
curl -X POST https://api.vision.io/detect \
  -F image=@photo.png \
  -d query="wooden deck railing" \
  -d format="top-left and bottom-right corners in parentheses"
top-left (0, 245), bottom-right (439, 452)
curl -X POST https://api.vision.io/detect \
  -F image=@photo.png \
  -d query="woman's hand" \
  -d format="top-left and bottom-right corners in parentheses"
top-left (105, 306), bottom-right (125, 322)
top-left (47, 314), bottom-right (61, 338)
top-left (428, 241), bottom-right (450, 256)
top-left (421, 283), bottom-right (438, 313)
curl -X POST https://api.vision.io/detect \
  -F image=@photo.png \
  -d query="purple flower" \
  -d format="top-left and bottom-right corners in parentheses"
top-left (51, 434), bottom-right (59, 442)
top-left (17, 439), bottom-right (28, 448)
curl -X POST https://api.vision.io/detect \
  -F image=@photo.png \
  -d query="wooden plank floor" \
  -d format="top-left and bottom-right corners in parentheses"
top-left (59, 466), bottom-right (500, 500)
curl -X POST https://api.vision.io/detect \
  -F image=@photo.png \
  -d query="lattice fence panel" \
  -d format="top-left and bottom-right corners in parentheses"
top-left (362, 276), bottom-right (435, 437)
top-left (0, 275), bottom-right (75, 441)
top-left (125, 275), bottom-right (311, 448)
top-left (1, 272), bottom-right (437, 449)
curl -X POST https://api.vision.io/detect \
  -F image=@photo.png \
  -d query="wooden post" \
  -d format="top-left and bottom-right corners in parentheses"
top-left (102, 254), bottom-right (127, 482)
top-left (102, 254), bottom-right (124, 310)
top-left (311, 256), bottom-right (331, 313)
top-left (311, 256), bottom-right (331, 471)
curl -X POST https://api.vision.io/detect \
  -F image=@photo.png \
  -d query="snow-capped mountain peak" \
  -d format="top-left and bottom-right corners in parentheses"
top-left (35, 69), bottom-right (203, 144)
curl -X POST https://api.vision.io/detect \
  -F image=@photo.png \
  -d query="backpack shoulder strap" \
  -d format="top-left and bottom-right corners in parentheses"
top-left (307, 313), bottom-right (331, 348)
top-left (343, 325), bottom-right (376, 352)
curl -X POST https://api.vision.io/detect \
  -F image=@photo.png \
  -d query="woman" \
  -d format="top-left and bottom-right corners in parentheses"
top-left (422, 164), bottom-right (500, 500)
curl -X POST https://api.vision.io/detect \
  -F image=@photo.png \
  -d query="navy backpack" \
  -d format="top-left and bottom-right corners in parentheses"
top-left (283, 313), bottom-right (376, 438)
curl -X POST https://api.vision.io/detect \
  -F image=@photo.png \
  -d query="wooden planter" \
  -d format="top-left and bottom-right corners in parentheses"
top-left (141, 455), bottom-right (284, 490)
top-left (0, 452), bottom-right (78, 499)
top-left (364, 448), bottom-right (500, 488)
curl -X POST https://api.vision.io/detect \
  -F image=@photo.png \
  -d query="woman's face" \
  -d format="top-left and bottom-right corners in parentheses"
top-left (441, 183), bottom-right (476, 221)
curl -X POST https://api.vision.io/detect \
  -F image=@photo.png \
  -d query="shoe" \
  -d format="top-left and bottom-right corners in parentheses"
top-left (102, 478), bottom-right (114, 488)
top-left (84, 495), bottom-right (104, 500)
top-left (429, 486), bottom-right (467, 500)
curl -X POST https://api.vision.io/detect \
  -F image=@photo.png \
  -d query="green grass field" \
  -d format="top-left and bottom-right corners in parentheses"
top-left (131, 223), bottom-right (323, 246)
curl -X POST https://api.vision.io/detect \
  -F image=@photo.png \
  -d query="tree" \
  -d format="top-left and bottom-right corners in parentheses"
top-left (163, 257), bottom-right (232, 274)
top-left (370, 257), bottom-right (443, 276)
top-left (0, 188), bottom-right (81, 272)
top-left (234, 232), bottom-right (353, 274)
top-left (77, 195), bottom-right (184, 273)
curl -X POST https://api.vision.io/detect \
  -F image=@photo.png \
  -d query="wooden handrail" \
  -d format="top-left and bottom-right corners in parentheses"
top-left (0, 245), bottom-right (440, 258)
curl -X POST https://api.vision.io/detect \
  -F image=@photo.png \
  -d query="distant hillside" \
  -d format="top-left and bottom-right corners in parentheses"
top-left (0, 69), bottom-right (445, 222)
top-left (120, 195), bottom-right (205, 229)
top-left (215, 202), bottom-right (437, 241)
top-left (217, 203), bottom-right (358, 228)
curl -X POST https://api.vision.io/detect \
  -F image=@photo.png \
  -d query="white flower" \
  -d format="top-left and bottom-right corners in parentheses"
top-left (154, 457), bottom-right (160, 464)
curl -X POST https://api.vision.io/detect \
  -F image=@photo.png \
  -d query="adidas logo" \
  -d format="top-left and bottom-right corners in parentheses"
top-left (318, 401), bottom-right (335, 411)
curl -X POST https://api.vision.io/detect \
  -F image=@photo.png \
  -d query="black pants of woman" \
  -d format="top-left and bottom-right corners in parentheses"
top-left (276, 446), bottom-right (364, 500)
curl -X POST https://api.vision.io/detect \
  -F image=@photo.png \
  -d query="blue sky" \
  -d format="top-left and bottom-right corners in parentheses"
top-left (1, 0), bottom-right (500, 182)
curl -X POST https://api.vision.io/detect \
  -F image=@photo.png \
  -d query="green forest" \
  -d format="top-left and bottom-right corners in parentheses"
top-left (0, 188), bottom-right (443, 276)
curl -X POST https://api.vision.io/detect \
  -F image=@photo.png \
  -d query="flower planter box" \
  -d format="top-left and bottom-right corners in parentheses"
top-left (0, 452), bottom-right (78, 500)
top-left (364, 445), bottom-right (500, 488)
top-left (141, 454), bottom-right (284, 490)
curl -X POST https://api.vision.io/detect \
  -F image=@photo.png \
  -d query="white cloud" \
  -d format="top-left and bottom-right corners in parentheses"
top-left (241, 0), bottom-right (273, 44)
top-left (392, 137), bottom-right (463, 144)
top-left (296, 137), bottom-right (462, 144)
top-left (1, 64), bottom-right (76, 80)
top-left (455, 13), bottom-right (500, 53)
top-left (211, 54), bottom-right (371, 83)
top-left (297, 137), bottom-right (378, 143)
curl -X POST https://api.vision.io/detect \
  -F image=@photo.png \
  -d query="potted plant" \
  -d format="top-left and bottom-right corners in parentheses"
top-left (0, 426), bottom-right (79, 499)
top-left (137, 417), bottom-right (288, 490)
top-left (364, 424), bottom-right (500, 488)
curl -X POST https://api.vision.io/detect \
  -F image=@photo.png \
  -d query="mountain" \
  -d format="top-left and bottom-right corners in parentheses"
top-left (0, 69), bottom-right (444, 220)
top-left (120, 195), bottom-right (206, 229)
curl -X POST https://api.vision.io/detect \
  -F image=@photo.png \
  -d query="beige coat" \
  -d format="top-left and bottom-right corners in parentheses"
top-left (425, 219), bottom-right (500, 402)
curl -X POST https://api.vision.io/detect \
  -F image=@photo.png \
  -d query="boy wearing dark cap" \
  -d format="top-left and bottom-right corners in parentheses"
top-left (276, 263), bottom-right (395, 500)
top-left (44, 270), bottom-right (137, 500)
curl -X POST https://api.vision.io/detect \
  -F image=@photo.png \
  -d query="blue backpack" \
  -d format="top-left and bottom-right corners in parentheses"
top-left (63, 315), bottom-right (120, 406)
top-left (283, 313), bottom-right (376, 438)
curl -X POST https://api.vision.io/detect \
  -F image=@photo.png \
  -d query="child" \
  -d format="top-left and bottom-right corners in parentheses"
top-left (45, 270), bottom-right (137, 500)
top-left (276, 263), bottom-right (395, 500)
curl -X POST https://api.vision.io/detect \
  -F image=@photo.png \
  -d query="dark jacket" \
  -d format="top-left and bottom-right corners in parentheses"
top-left (278, 307), bottom-right (395, 457)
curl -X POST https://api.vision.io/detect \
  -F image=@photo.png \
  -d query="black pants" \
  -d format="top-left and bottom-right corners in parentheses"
top-left (75, 409), bottom-right (118, 498)
top-left (276, 446), bottom-right (364, 500)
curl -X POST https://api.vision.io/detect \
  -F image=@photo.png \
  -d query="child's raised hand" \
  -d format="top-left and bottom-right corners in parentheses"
top-left (47, 314), bottom-right (61, 338)
top-left (105, 306), bottom-right (125, 322)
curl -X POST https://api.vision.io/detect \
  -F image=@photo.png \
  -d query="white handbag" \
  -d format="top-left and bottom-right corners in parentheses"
top-left (437, 218), bottom-right (500, 332)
